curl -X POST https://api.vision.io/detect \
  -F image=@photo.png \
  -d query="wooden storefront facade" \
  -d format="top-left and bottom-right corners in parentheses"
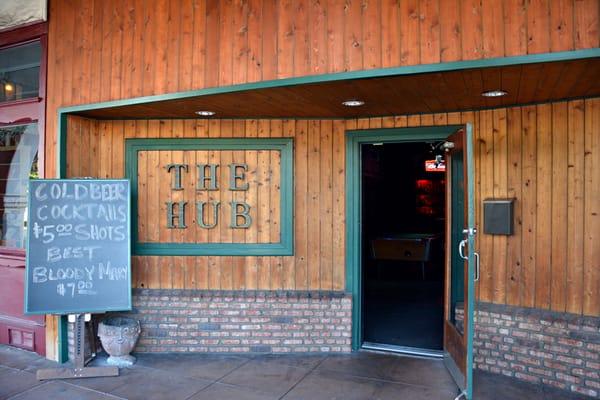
top-left (40, 0), bottom-right (600, 397)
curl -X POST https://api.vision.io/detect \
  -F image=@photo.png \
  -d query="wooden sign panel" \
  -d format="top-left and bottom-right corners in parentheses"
top-left (25, 179), bottom-right (131, 315)
top-left (125, 138), bottom-right (293, 256)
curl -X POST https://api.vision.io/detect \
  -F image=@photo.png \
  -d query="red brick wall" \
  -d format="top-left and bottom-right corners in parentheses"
top-left (119, 289), bottom-right (352, 353)
top-left (457, 303), bottom-right (600, 398)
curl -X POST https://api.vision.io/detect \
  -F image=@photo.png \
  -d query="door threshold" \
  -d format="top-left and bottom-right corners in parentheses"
top-left (362, 342), bottom-right (444, 359)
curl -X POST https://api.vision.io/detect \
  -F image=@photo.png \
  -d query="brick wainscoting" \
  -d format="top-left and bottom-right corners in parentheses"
top-left (458, 302), bottom-right (600, 398)
top-left (101, 289), bottom-right (352, 354)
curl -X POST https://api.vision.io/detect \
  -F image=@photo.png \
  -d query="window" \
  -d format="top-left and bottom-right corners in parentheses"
top-left (0, 41), bottom-right (41, 104)
top-left (0, 22), bottom-right (47, 252)
top-left (0, 123), bottom-right (38, 248)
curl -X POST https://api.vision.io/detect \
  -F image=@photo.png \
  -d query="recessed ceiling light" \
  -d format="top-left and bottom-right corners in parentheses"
top-left (481, 90), bottom-right (507, 98)
top-left (342, 100), bottom-right (365, 107)
top-left (195, 110), bottom-right (216, 116)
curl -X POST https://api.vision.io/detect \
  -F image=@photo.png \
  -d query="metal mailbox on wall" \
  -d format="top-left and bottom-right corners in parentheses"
top-left (483, 199), bottom-right (515, 236)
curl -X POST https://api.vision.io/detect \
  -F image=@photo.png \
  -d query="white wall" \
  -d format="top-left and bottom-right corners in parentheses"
top-left (0, 0), bottom-right (46, 31)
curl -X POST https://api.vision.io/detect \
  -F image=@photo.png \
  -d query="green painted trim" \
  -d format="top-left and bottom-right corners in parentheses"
top-left (124, 138), bottom-right (294, 256)
top-left (345, 126), bottom-right (461, 351)
top-left (134, 243), bottom-right (292, 256)
top-left (465, 122), bottom-right (476, 399)
top-left (57, 113), bottom-right (68, 178)
top-left (57, 315), bottom-right (68, 363)
top-left (58, 49), bottom-right (600, 116)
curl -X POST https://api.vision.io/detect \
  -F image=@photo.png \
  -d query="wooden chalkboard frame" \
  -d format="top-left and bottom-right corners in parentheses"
top-left (24, 179), bottom-right (132, 315)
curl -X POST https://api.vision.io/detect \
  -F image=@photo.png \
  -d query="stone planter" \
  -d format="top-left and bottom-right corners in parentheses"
top-left (98, 317), bottom-right (140, 367)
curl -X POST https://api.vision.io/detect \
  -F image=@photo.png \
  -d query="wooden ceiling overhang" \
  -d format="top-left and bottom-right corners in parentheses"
top-left (65, 50), bottom-right (600, 121)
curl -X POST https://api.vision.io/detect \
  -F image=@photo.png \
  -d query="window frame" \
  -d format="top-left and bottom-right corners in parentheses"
top-left (0, 22), bottom-right (47, 257)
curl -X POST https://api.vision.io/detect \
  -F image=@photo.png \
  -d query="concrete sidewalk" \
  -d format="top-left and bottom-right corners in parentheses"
top-left (0, 345), bottom-right (588, 400)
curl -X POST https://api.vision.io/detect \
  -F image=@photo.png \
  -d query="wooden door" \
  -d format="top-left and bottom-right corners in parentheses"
top-left (443, 124), bottom-right (477, 399)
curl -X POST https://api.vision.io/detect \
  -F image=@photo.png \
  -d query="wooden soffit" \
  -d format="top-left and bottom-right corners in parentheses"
top-left (67, 50), bottom-right (600, 120)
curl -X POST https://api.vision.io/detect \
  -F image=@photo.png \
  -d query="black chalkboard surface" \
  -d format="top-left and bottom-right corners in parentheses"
top-left (25, 179), bottom-right (131, 315)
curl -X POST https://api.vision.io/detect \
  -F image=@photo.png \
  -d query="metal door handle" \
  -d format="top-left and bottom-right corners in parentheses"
top-left (458, 239), bottom-right (468, 260)
top-left (474, 251), bottom-right (480, 282)
top-left (459, 240), bottom-right (480, 281)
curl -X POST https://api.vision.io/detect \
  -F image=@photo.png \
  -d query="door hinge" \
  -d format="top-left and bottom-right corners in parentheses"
top-left (462, 227), bottom-right (477, 236)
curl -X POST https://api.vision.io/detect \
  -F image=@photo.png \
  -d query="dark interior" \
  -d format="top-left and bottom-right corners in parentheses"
top-left (361, 141), bottom-right (446, 351)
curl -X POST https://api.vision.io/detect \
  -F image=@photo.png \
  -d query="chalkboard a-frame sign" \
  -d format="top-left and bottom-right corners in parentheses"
top-left (25, 179), bottom-right (132, 315)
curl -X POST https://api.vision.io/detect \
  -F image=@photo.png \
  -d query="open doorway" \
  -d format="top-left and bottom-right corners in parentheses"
top-left (361, 141), bottom-right (447, 355)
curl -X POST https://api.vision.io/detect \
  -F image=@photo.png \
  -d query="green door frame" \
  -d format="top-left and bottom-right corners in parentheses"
top-left (344, 126), bottom-right (463, 350)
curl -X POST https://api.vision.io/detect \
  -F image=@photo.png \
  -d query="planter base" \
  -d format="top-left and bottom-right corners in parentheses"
top-left (106, 354), bottom-right (136, 367)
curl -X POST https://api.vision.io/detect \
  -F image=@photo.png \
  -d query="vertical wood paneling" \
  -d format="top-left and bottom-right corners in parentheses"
top-left (362, 0), bottom-right (382, 69)
top-left (277, 0), bottom-right (294, 79)
top-left (527, 0), bottom-right (551, 54)
top-left (257, 119), bottom-right (271, 289)
top-left (207, 119), bottom-right (222, 289)
top-left (492, 109), bottom-right (508, 304)
top-left (521, 105), bottom-right (537, 308)
top-left (320, 120), bottom-right (334, 290)
top-left (48, 0), bottom-right (600, 173)
top-left (482, 0), bottom-right (504, 58)
top-left (439, 0), bottom-right (461, 62)
top-left (307, 121), bottom-right (321, 288)
top-left (419, 0), bottom-right (440, 65)
top-left (294, 120), bottom-right (309, 289)
top-left (574, 0), bottom-right (600, 49)
top-left (583, 98), bottom-right (600, 316)
top-left (195, 121), bottom-right (210, 289)
top-left (232, 1), bottom-right (249, 86)
top-left (134, 120), bottom-right (148, 289)
top-left (381, 0), bottom-right (401, 67)
top-left (293, 0), bottom-right (310, 77)
top-left (52, 0), bottom-right (600, 314)
top-left (281, 119), bottom-right (296, 289)
top-left (246, 0), bottom-right (262, 82)
top-left (110, 2), bottom-right (123, 99)
top-left (400, 0), bottom-right (420, 65)
top-left (309, 0), bottom-right (328, 74)
top-left (233, 120), bottom-right (247, 289)
top-left (461, 0), bottom-right (483, 60)
top-left (269, 120), bottom-right (283, 289)
top-left (261, 0), bottom-right (278, 80)
top-left (504, 0), bottom-right (528, 56)
top-left (60, 0), bottom-right (75, 107)
top-left (96, 2), bottom-right (113, 99)
top-left (245, 120), bottom-right (259, 289)
top-left (204, 1), bottom-right (220, 87)
top-left (479, 110), bottom-right (494, 302)
top-left (550, 0), bottom-right (574, 52)
top-left (191, 0), bottom-right (207, 90)
top-left (52, 103), bottom-right (597, 308)
top-left (534, 104), bottom-right (552, 308)
top-left (506, 107), bottom-right (522, 306)
top-left (344, 0), bottom-right (363, 71)
top-left (566, 100), bottom-right (585, 314)
top-left (550, 102), bottom-right (568, 311)
top-left (332, 120), bottom-right (346, 291)
top-left (166, 0), bottom-right (181, 92)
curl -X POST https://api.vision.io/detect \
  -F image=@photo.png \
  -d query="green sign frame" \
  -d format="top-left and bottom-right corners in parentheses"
top-left (124, 137), bottom-right (294, 256)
